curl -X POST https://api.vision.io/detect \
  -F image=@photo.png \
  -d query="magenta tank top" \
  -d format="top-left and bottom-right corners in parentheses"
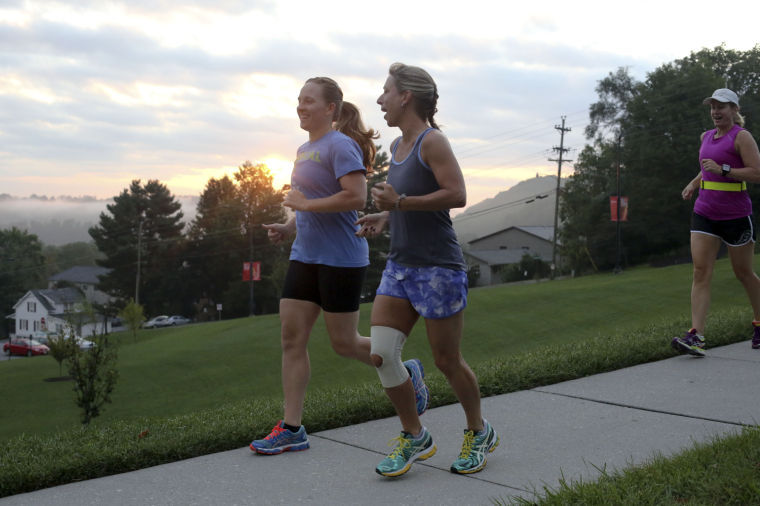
top-left (693, 124), bottom-right (751, 220)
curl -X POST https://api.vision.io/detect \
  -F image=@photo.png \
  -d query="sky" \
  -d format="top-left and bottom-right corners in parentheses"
top-left (1, 0), bottom-right (758, 212)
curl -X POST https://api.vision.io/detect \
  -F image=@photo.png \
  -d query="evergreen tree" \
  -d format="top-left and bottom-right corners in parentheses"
top-left (89, 180), bottom-right (185, 316)
top-left (363, 145), bottom-right (391, 301)
top-left (0, 227), bottom-right (45, 337)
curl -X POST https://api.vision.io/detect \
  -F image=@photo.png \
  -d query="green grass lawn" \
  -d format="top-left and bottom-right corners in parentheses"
top-left (0, 257), bottom-right (755, 441)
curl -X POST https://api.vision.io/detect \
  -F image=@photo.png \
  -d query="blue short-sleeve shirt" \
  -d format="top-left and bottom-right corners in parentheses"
top-left (289, 130), bottom-right (369, 267)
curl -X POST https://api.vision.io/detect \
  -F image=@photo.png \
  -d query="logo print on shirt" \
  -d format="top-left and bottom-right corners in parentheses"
top-left (296, 150), bottom-right (321, 163)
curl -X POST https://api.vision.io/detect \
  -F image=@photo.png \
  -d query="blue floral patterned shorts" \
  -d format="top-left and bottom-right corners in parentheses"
top-left (376, 260), bottom-right (468, 319)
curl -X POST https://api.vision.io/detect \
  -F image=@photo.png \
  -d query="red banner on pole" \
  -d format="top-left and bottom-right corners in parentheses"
top-left (610, 196), bottom-right (629, 222)
top-left (242, 261), bottom-right (261, 281)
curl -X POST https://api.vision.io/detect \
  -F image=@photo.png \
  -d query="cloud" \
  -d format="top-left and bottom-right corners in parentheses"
top-left (1, 0), bottom-right (756, 209)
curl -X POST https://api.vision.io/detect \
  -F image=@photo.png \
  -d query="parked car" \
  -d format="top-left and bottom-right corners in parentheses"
top-left (31, 331), bottom-right (51, 345)
top-left (166, 315), bottom-right (191, 326)
top-left (3, 338), bottom-right (50, 357)
top-left (143, 315), bottom-right (170, 329)
top-left (45, 332), bottom-right (96, 350)
top-left (74, 337), bottom-right (96, 350)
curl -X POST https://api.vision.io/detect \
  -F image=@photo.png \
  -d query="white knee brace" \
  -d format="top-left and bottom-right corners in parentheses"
top-left (370, 326), bottom-right (409, 388)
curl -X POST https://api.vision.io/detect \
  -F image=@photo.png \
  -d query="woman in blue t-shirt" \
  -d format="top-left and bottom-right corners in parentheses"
top-left (250, 77), bottom-right (428, 455)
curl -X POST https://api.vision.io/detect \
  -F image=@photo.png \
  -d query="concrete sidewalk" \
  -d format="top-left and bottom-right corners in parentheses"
top-left (2, 341), bottom-right (758, 505)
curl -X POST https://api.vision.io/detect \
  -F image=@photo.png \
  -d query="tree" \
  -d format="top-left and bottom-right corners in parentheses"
top-left (46, 328), bottom-right (78, 377)
top-left (362, 145), bottom-right (391, 301)
top-left (89, 180), bottom-right (185, 316)
top-left (185, 162), bottom-right (288, 318)
top-left (0, 227), bottom-right (46, 337)
top-left (67, 331), bottom-right (119, 426)
top-left (42, 242), bottom-right (102, 279)
top-left (501, 254), bottom-right (552, 282)
top-left (561, 45), bottom-right (760, 273)
top-left (118, 299), bottom-right (145, 343)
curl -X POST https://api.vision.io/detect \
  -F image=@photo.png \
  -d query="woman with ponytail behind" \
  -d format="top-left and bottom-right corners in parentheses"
top-left (251, 77), bottom-right (429, 455)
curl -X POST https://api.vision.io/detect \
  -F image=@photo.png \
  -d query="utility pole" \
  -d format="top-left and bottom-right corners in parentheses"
top-left (249, 224), bottom-right (255, 316)
top-left (614, 132), bottom-right (623, 274)
top-left (135, 218), bottom-right (143, 305)
top-left (548, 116), bottom-right (572, 280)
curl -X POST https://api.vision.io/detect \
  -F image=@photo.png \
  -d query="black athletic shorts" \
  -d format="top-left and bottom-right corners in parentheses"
top-left (691, 212), bottom-right (756, 246)
top-left (281, 260), bottom-right (367, 312)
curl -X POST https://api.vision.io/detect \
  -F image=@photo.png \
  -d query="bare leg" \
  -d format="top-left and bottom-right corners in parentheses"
top-left (323, 309), bottom-right (372, 366)
top-left (690, 233), bottom-right (721, 333)
top-left (727, 241), bottom-right (760, 320)
top-left (279, 298), bottom-right (320, 427)
top-left (425, 312), bottom-right (483, 433)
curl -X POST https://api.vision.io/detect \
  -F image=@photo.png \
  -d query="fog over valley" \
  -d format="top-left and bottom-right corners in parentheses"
top-left (0, 195), bottom-right (199, 246)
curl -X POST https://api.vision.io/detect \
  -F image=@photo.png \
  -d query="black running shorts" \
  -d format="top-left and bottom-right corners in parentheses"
top-left (281, 260), bottom-right (367, 312)
top-left (691, 212), bottom-right (756, 246)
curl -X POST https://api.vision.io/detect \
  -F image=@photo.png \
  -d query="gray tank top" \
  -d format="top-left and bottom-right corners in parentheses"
top-left (387, 128), bottom-right (466, 271)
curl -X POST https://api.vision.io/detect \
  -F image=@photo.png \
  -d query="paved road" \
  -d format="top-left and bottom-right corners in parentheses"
top-left (2, 341), bottom-right (758, 505)
top-left (0, 339), bottom-right (21, 362)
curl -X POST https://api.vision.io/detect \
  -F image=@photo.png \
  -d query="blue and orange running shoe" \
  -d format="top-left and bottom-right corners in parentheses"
top-left (404, 358), bottom-right (430, 416)
top-left (671, 328), bottom-right (705, 357)
top-left (250, 420), bottom-right (310, 455)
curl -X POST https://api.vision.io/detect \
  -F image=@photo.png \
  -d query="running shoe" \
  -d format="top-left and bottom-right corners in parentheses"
top-left (250, 420), bottom-right (310, 455)
top-left (450, 419), bottom-right (499, 474)
top-left (753, 325), bottom-right (760, 350)
top-left (671, 328), bottom-right (705, 357)
top-left (404, 358), bottom-right (430, 415)
top-left (375, 428), bottom-right (437, 477)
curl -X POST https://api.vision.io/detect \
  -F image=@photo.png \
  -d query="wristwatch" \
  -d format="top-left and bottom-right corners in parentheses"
top-left (722, 164), bottom-right (731, 176)
top-left (394, 194), bottom-right (407, 210)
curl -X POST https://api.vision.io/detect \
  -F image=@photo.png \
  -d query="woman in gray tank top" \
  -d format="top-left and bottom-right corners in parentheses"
top-left (357, 63), bottom-right (499, 477)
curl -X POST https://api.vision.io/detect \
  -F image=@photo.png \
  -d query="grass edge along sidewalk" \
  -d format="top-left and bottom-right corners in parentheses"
top-left (498, 425), bottom-right (760, 506)
top-left (0, 308), bottom-right (753, 498)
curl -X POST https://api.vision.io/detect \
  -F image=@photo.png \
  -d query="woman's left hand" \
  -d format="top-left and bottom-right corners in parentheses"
top-left (701, 158), bottom-right (721, 175)
top-left (282, 188), bottom-right (309, 211)
top-left (371, 183), bottom-right (399, 211)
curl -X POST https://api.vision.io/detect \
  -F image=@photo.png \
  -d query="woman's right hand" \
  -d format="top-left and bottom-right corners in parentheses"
top-left (682, 181), bottom-right (698, 200)
top-left (355, 212), bottom-right (388, 238)
top-left (262, 222), bottom-right (292, 244)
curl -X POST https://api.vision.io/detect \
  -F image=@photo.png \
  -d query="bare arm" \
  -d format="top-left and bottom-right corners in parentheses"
top-left (283, 171), bottom-right (367, 213)
top-left (700, 130), bottom-right (760, 182)
top-left (682, 172), bottom-right (702, 200)
top-left (371, 130), bottom-right (466, 211)
top-left (355, 211), bottom-right (389, 237)
top-left (262, 217), bottom-right (296, 244)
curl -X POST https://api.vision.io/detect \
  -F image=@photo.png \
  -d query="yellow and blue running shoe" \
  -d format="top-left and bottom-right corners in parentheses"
top-left (450, 419), bottom-right (499, 474)
top-left (375, 428), bottom-right (437, 477)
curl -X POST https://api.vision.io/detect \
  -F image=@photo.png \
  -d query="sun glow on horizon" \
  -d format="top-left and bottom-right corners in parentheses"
top-left (262, 156), bottom-right (293, 190)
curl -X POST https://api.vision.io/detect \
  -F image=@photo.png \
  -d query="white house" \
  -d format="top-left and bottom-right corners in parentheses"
top-left (8, 266), bottom-right (114, 339)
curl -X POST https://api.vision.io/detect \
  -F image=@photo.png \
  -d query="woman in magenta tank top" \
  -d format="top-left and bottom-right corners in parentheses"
top-left (673, 88), bottom-right (760, 355)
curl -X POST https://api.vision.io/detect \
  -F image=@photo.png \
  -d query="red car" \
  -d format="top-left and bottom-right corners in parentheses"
top-left (3, 338), bottom-right (50, 357)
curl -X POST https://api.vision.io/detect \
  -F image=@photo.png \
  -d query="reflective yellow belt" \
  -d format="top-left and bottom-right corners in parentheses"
top-left (700, 180), bottom-right (747, 191)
